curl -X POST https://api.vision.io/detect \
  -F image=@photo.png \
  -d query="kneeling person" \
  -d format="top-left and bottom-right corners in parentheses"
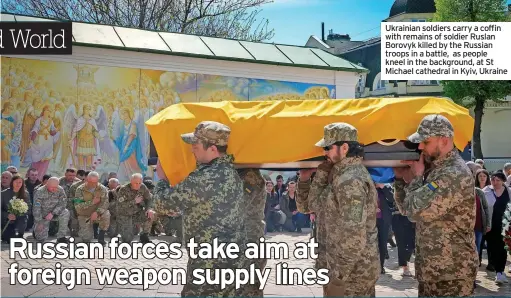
top-left (33, 177), bottom-right (70, 243)
top-left (74, 172), bottom-right (110, 245)
top-left (116, 173), bottom-right (154, 243)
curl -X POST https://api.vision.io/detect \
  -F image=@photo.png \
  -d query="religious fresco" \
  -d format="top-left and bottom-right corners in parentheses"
top-left (248, 78), bottom-right (335, 100)
top-left (1, 57), bottom-right (337, 181)
top-left (197, 74), bottom-right (249, 102)
top-left (142, 70), bottom-right (198, 105)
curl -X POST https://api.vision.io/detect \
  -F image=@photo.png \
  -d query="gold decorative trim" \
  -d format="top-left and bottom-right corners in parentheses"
top-left (377, 139), bottom-right (400, 146)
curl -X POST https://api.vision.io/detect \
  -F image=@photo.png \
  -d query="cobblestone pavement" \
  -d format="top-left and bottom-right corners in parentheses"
top-left (1, 229), bottom-right (511, 297)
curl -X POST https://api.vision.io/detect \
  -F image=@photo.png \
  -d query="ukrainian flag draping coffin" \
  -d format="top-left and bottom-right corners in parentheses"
top-left (146, 97), bottom-right (474, 185)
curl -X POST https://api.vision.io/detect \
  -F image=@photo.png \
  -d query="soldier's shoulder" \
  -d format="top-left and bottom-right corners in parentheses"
top-left (335, 168), bottom-right (368, 184)
top-left (118, 183), bottom-right (131, 192)
top-left (35, 186), bottom-right (48, 196)
top-left (239, 169), bottom-right (265, 187)
top-left (71, 180), bottom-right (83, 187)
top-left (438, 157), bottom-right (472, 181)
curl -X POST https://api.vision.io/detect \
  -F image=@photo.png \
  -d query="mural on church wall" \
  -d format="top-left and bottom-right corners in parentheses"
top-left (142, 70), bottom-right (198, 105)
top-left (197, 74), bottom-right (249, 102)
top-left (1, 56), bottom-right (336, 181)
top-left (248, 78), bottom-right (335, 100)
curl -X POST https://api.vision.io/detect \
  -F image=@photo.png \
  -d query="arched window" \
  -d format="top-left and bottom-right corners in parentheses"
top-left (373, 72), bottom-right (387, 91)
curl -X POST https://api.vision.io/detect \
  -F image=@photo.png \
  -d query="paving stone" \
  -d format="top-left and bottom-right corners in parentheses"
top-left (2, 231), bottom-right (511, 297)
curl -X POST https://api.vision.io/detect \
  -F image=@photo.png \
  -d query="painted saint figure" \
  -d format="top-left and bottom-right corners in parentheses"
top-left (24, 106), bottom-right (60, 180)
top-left (115, 107), bottom-right (146, 182)
top-left (70, 103), bottom-right (101, 171)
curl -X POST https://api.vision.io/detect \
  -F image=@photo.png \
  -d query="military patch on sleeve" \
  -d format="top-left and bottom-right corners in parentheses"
top-left (347, 198), bottom-right (364, 223)
top-left (118, 196), bottom-right (125, 203)
top-left (244, 185), bottom-right (253, 194)
top-left (34, 201), bottom-right (41, 207)
top-left (427, 181), bottom-right (439, 192)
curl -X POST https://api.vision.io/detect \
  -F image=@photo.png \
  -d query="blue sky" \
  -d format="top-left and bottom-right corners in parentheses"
top-left (257, 0), bottom-right (511, 46)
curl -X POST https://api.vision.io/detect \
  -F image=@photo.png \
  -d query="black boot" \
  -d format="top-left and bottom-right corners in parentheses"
top-left (97, 230), bottom-right (106, 245)
top-left (140, 233), bottom-right (152, 244)
top-left (93, 223), bottom-right (99, 239)
top-left (57, 237), bottom-right (69, 243)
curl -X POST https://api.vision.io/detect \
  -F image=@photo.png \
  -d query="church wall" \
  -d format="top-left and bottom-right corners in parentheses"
top-left (1, 49), bottom-right (356, 181)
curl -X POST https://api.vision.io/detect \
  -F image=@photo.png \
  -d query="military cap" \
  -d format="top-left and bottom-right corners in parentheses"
top-left (407, 114), bottom-right (454, 143)
top-left (315, 122), bottom-right (358, 147)
top-left (181, 121), bottom-right (230, 146)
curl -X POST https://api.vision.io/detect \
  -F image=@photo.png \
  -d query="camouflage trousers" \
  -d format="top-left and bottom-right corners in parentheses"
top-left (78, 211), bottom-right (111, 242)
top-left (182, 258), bottom-right (242, 297)
top-left (418, 279), bottom-right (474, 297)
top-left (69, 209), bottom-right (79, 237)
top-left (158, 215), bottom-right (183, 239)
top-left (117, 212), bottom-right (153, 243)
top-left (67, 199), bottom-right (79, 237)
top-left (324, 258), bottom-right (379, 297)
top-left (237, 258), bottom-right (268, 296)
top-left (34, 209), bottom-right (70, 242)
top-left (323, 279), bottom-right (375, 297)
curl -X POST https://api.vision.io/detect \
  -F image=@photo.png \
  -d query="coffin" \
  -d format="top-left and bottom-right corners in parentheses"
top-left (146, 97), bottom-right (474, 185)
top-left (234, 140), bottom-right (421, 170)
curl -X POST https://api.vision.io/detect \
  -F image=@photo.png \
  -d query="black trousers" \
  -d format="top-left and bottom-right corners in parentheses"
top-left (487, 228), bottom-right (508, 273)
top-left (479, 234), bottom-right (491, 265)
top-left (392, 214), bottom-right (416, 266)
top-left (377, 218), bottom-right (390, 269)
top-left (1, 215), bottom-right (28, 242)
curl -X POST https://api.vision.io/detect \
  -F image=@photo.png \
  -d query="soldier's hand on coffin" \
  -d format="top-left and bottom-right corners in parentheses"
top-left (402, 153), bottom-right (425, 177)
top-left (299, 169), bottom-right (316, 181)
top-left (155, 160), bottom-right (168, 181)
top-left (90, 211), bottom-right (98, 222)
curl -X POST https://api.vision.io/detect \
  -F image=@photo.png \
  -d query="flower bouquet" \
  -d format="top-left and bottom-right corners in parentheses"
top-left (502, 202), bottom-right (511, 254)
top-left (2, 197), bottom-right (29, 235)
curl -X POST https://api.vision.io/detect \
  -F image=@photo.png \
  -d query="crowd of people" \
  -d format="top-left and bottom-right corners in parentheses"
top-left (1, 114), bottom-right (511, 297)
top-left (1, 167), bottom-right (184, 246)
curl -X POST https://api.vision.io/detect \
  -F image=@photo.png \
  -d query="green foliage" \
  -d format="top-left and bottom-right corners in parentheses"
top-left (441, 81), bottom-right (511, 108)
top-left (433, 0), bottom-right (511, 109)
top-left (433, 0), bottom-right (511, 158)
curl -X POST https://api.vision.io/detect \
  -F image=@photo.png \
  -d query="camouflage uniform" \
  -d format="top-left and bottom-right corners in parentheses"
top-left (157, 212), bottom-right (183, 241)
top-left (74, 183), bottom-right (110, 243)
top-left (107, 188), bottom-right (119, 237)
top-left (33, 185), bottom-right (70, 242)
top-left (116, 183), bottom-right (154, 242)
top-left (67, 180), bottom-right (85, 237)
top-left (394, 115), bottom-right (478, 297)
top-left (297, 171), bottom-right (328, 271)
top-left (237, 168), bottom-right (267, 297)
top-left (153, 121), bottom-right (248, 297)
top-left (59, 177), bottom-right (81, 197)
top-left (298, 123), bottom-right (380, 297)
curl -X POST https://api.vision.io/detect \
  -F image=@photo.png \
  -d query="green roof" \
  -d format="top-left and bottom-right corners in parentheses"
top-left (0, 12), bottom-right (368, 73)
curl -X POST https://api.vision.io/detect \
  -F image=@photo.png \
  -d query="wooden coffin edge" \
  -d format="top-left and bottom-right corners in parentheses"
top-left (234, 159), bottom-right (411, 170)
